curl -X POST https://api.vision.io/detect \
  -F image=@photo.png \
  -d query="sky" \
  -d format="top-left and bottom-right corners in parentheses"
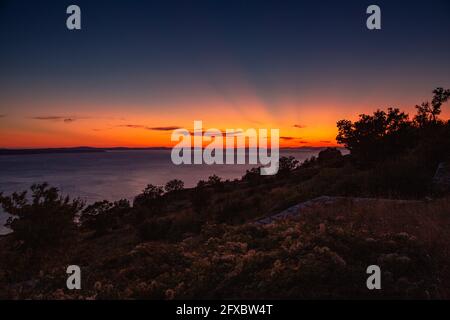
top-left (0, 0), bottom-right (449, 148)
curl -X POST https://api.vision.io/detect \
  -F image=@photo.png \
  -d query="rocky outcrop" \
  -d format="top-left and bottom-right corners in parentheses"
top-left (255, 196), bottom-right (421, 225)
top-left (433, 162), bottom-right (450, 192)
top-left (255, 196), bottom-right (338, 225)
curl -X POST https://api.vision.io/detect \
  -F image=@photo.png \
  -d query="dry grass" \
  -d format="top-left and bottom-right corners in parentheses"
top-left (298, 197), bottom-right (450, 297)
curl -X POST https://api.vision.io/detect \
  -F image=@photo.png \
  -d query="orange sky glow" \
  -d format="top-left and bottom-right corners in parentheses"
top-left (2, 98), bottom-right (448, 149)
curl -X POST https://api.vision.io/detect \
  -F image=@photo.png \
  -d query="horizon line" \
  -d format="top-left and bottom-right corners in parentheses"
top-left (0, 145), bottom-right (342, 150)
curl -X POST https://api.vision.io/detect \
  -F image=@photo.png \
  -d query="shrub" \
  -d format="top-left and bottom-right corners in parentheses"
top-left (207, 175), bottom-right (225, 191)
top-left (81, 199), bottom-right (130, 235)
top-left (242, 167), bottom-right (264, 186)
top-left (191, 183), bottom-right (212, 218)
top-left (278, 156), bottom-right (299, 176)
top-left (139, 217), bottom-right (173, 241)
top-left (318, 148), bottom-right (343, 164)
top-left (139, 213), bottom-right (203, 242)
top-left (164, 179), bottom-right (185, 193)
top-left (133, 184), bottom-right (165, 215)
top-left (0, 183), bottom-right (83, 248)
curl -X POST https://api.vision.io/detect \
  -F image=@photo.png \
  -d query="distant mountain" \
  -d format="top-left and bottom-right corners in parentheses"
top-left (0, 146), bottom-right (337, 156)
top-left (0, 147), bottom-right (170, 156)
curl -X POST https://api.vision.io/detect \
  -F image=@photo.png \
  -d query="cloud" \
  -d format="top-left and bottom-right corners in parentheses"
top-left (148, 126), bottom-right (181, 131)
top-left (118, 125), bottom-right (245, 137)
top-left (187, 129), bottom-right (244, 137)
top-left (281, 136), bottom-right (308, 143)
top-left (118, 124), bottom-right (147, 129)
top-left (279, 136), bottom-right (310, 144)
top-left (293, 124), bottom-right (306, 129)
top-left (32, 116), bottom-right (80, 123)
top-left (32, 116), bottom-right (64, 121)
top-left (118, 124), bottom-right (182, 131)
top-left (320, 140), bottom-right (332, 143)
top-left (280, 136), bottom-right (296, 141)
top-left (116, 125), bottom-right (257, 139)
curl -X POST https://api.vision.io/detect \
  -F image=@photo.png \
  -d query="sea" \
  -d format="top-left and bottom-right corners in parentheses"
top-left (0, 148), bottom-right (326, 234)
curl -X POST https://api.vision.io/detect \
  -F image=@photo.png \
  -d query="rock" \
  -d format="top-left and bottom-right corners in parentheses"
top-left (318, 148), bottom-right (342, 162)
top-left (433, 162), bottom-right (450, 192)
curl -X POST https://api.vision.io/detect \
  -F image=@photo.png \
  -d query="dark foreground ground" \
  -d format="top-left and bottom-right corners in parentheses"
top-left (1, 152), bottom-right (450, 299)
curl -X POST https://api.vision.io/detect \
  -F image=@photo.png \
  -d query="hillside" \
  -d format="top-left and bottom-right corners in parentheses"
top-left (1, 192), bottom-right (449, 299)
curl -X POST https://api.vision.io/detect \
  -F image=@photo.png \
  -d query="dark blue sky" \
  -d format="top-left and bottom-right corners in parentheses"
top-left (0, 0), bottom-right (449, 147)
top-left (1, 0), bottom-right (449, 94)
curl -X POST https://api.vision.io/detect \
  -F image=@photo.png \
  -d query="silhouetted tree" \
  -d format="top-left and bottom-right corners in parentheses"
top-left (81, 199), bottom-right (130, 235)
top-left (337, 107), bottom-right (413, 162)
top-left (133, 184), bottom-right (165, 215)
top-left (207, 174), bottom-right (222, 185)
top-left (414, 88), bottom-right (450, 127)
top-left (337, 88), bottom-right (450, 165)
top-left (164, 179), bottom-right (185, 193)
top-left (278, 156), bottom-right (299, 176)
top-left (243, 167), bottom-right (264, 185)
top-left (0, 183), bottom-right (83, 248)
top-left (207, 174), bottom-right (225, 191)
